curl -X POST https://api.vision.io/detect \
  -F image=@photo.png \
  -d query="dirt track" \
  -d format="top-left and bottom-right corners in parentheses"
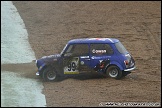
top-left (13, 1), bottom-right (161, 107)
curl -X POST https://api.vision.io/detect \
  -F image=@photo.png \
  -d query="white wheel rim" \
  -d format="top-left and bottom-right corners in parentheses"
top-left (109, 68), bottom-right (118, 78)
top-left (47, 71), bottom-right (56, 80)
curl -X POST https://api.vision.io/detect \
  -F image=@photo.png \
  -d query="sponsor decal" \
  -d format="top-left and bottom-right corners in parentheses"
top-left (64, 57), bottom-right (79, 74)
top-left (53, 59), bottom-right (57, 61)
top-left (64, 71), bottom-right (79, 74)
top-left (80, 61), bottom-right (84, 65)
top-left (99, 60), bottom-right (103, 63)
top-left (92, 49), bottom-right (106, 54)
top-left (89, 38), bottom-right (107, 41)
top-left (80, 56), bottom-right (89, 59)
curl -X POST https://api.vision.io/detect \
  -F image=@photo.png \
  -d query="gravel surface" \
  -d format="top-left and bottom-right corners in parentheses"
top-left (12, 1), bottom-right (161, 107)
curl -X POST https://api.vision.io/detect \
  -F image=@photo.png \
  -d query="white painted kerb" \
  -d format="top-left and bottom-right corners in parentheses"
top-left (1, 1), bottom-right (46, 107)
top-left (1, 1), bottom-right (35, 64)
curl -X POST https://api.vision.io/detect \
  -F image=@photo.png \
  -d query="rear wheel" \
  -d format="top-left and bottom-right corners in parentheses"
top-left (43, 67), bottom-right (58, 81)
top-left (106, 65), bottom-right (122, 79)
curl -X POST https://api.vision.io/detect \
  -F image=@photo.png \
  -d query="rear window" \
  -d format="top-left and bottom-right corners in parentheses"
top-left (115, 42), bottom-right (128, 54)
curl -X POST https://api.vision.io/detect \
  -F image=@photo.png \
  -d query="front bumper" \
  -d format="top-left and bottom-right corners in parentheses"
top-left (35, 63), bottom-right (46, 76)
top-left (36, 71), bottom-right (39, 76)
top-left (124, 66), bottom-right (136, 71)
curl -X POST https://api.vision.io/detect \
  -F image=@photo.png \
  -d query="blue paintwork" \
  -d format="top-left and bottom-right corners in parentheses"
top-left (68, 38), bottom-right (119, 44)
top-left (36, 38), bottom-right (135, 75)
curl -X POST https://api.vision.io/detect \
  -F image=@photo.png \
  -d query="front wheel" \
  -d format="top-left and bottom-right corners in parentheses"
top-left (105, 65), bottom-right (122, 79)
top-left (43, 67), bottom-right (58, 81)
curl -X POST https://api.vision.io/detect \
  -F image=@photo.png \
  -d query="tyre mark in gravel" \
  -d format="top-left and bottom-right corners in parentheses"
top-left (132, 23), bottom-right (160, 54)
top-left (142, 22), bottom-right (160, 53)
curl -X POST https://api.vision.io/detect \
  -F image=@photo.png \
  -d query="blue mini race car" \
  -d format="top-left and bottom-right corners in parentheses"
top-left (35, 38), bottom-right (135, 81)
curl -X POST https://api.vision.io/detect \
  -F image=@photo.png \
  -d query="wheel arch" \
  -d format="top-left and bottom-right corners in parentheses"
top-left (42, 65), bottom-right (58, 81)
top-left (105, 61), bottom-right (123, 72)
top-left (39, 64), bottom-right (58, 77)
top-left (105, 63), bottom-right (123, 79)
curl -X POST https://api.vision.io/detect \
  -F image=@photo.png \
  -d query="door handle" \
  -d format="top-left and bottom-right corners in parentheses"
top-left (85, 59), bottom-right (90, 61)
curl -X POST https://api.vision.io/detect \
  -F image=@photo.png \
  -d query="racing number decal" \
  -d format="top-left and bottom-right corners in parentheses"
top-left (67, 62), bottom-right (77, 71)
top-left (64, 57), bottom-right (79, 74)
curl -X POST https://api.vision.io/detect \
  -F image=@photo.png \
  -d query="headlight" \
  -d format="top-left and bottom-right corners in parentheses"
top-left (35, 60), bottom-right (37, 64)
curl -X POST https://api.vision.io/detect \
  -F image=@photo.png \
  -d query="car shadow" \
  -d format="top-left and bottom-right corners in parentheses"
top-left (54, 72), bottom-right (107, 82)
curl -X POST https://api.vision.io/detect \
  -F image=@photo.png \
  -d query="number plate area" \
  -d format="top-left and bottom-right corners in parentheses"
top-left (64, 57), bottom-right (79, 74)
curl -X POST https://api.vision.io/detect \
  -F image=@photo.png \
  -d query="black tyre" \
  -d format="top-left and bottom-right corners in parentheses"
top-left (43, 67), bottom-right (58, 81)
top-left (106, 65), bottom-right (122, 79)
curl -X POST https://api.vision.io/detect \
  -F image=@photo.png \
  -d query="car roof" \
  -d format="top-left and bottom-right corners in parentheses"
top-left (68, 38), bottom-right (119, 44)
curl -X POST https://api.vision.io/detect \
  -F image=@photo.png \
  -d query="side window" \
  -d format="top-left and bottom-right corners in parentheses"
top-left (90, 44), bottom-right (113, 56)
top-left (65, 44), bottom-right (89, 56)
top-left (72, 44), bottom-right (89, 56)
